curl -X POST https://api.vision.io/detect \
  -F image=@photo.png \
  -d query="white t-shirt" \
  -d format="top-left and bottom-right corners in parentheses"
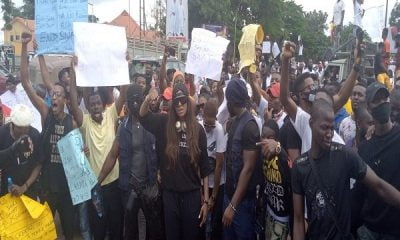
top-left (333, 0), bottom-right (345, 26)
top-left (200, 121), bottom-right (227, 188)
top-left (291, 107), bottom-right (345, 154)
top-left (353, 1), bottom-right (363, 28)
top-left (339, 115), bottom-right (356, 148)
top-left (276, 111), bottom-right (287, 129)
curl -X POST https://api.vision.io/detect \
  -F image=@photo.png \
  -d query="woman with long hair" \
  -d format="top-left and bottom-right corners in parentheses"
top-left (139, 83), bottom-right (212, 240)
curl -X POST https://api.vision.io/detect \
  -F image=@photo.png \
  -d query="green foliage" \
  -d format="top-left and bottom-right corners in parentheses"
top-left (390, 3), bottom-right (400, 30)
top-left (188, 0), bottom-right (331, 61)
top-left (1, 0), bottom-right (34, 29)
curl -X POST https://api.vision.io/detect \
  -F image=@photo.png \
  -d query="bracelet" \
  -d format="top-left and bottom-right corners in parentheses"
top-left (229, 202), bottom-right (237, 212)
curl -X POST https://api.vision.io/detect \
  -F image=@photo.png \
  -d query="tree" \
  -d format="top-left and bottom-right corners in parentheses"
top-left (390, 3), bottom-right (400, 30)
top-left (20, 0), bottom-right (34, 19)
top-left (302, 10), bottom-right (329, 61)
top-left (1, 0), bottom-right (19, 30)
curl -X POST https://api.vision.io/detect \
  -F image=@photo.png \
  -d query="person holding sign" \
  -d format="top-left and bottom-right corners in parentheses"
top-left (70, 56), bottom-right (128, 240)
top-left (20, 32), bottom-right (77, 240)
top-left (0, 104), bottom-right (41, 199)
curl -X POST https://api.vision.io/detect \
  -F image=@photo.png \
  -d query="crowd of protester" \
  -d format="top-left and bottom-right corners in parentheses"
top-left (1, 21), bottom-right (400, 240)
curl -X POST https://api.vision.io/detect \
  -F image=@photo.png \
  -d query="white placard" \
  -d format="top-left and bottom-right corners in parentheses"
top-left (272, 42), bottom-right (281, 58)
top-left (185, 28), bottom-right (230, 81)
top-left (262, 41), bottom-right (271, 54)
top-left (73, 23), bottom-right (130, 87)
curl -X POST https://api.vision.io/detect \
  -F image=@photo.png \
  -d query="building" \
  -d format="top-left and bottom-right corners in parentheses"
top-left (3, 17), bottom-right (35, 57)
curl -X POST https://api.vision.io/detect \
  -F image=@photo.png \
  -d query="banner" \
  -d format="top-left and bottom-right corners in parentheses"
top-left (35, 0), bottom-right (88, 54)
top-left (57, 129), bottom-right (97, 205)
top-left (166, 0), bottom-right (188, 41)
top-left (73, 23), bottom-right (130, 87)
top-left (0, 194), bottom-right (57, 239)
top-left (185, 28), bottom-right (230, 81)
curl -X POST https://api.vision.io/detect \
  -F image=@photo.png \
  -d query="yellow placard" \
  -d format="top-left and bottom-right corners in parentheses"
top-left (238, 24), bottom-right (264, 72)
top-left (0, 194), bottom-right (57, 240)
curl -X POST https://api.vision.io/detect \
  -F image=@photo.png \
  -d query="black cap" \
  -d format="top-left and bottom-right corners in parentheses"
top-left (366, 82), bottom-right (389, 103)
top-left (173, 83), bottom-right (188, 101)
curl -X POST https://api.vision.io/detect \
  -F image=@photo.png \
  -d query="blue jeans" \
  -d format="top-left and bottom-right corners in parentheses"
top-left (223, 194), bottom-right (256, 240)
top-left (77, 200), bottom-right (92, 240)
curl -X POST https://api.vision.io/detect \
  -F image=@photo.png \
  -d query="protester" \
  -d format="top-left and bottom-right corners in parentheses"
top-left (259, 120), bottom-right (291, 240)
top-left (222, 78), bottom-right (261, 240)
top-left (390, 89), bottom-right (400, 126)
top-left (20, 32), bottom-right (76, 240)
top-left (69, 57), bottom-right (127, 240)
top-left (353, 0), bottom-right (364, 34)
top-left (292, 99), bottom-right (400, 240)
top-left (0, 104), bottom-right (41, 198)
top-left (374, 42), bottom-right (392, 91)
top-left (339, 83), bottom-right (367, 148)
top-left (98, 84), bottom-right (164, 240)
top-left (139, 83), bottom-right (211, 240)
top-left (332, 0), bottom-right (345, 47)
top-left (266, 83), bottom-right (287, 128)
top-left (353, 82), bottom-right (400, 239)
top-left (280, 41), bottom-right (360, 154)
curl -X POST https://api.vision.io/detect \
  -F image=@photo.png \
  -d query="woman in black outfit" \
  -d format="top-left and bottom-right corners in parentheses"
top-left (139, 83), bottom-right (212, 240)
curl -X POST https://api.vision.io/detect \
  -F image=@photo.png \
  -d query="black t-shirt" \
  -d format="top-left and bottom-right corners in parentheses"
top-left (292, 144), bottom-right (367, 240)
top-left (0, 123), bottom-right (41, 196)
top-left (263, 150), bottom-right (291, 218)
top-left (374, 53), bottom-right (386, 75)
top-left (240, 121), bottom-right (260, 151)
top-left (140, 113), bottom-right (212, 192)
top-left (355, 126), bottom-right (400, 237)
top-left (280, 116), bottom-right (302, 154)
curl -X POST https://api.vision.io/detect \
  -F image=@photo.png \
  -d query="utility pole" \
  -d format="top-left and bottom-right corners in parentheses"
top-left (385, 0), bottom-right (389, 27)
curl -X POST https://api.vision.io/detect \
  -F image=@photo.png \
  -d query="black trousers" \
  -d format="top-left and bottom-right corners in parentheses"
top-left (163, 189), bottom-right (202, 240)
top-left (89, 180), bottom-right (123, 240)
top-left (45, 191), bottom-right (75, 240)
top-left (210, 185), bottom-right (224, 240)
top-left (122, 188), bottom-right (165, 240)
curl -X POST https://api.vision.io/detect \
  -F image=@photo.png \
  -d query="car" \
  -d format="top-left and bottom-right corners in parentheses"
top-left (129, 56), bottom-right (185, 78)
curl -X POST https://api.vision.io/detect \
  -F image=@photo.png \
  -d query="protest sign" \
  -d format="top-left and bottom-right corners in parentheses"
top-left (185, 28), bottom-right (230, 81)
top-left (58, 129), bottom-right (97, 205)
top-left (35, 0), bottom-right (88, 54)
top-left (272, 42), bottom-right (281, 58)
top-left (73, 23), bottom-right (130, 87)
top-left (238, 24), bottom-right (264, 72)
top-left (0, 194), bottom-right (56, 239)
top-left (166, 0), bottom-right (189, 41)
top-left (262, 41), bottom-right (271, 54)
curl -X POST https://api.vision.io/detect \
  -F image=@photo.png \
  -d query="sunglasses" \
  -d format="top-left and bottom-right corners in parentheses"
top-left (204, 123), bottom-right (216, 129)
top-left (173, 97), bottom-right (188, 106)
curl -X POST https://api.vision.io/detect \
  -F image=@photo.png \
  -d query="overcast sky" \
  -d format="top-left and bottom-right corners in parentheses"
top-left (0, 0), bottom-right (397, 43)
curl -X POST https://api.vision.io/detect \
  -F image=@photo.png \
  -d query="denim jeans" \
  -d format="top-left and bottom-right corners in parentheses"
top-left (77, 200), bottom-right (92, 240)
top-left (223, 194), bottom-right (256, 240)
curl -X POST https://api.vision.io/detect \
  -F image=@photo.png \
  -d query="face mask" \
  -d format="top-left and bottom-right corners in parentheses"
top-left (371, 102), bottom-right (391, 124)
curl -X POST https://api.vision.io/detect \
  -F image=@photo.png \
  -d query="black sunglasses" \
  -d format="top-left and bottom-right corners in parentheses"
top-left (173, 97), bottom-right (188, 106)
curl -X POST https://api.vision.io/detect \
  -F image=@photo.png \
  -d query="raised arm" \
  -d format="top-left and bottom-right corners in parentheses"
top-left (159, 47), bottom-right (169, 94)
top-left (280, 42), bottom-right (298, 121)
top-left (333, 43), bottom-right (361, 113)
top-left (115, 85), bottom-right (128, 115)
top-left (38, 55), bottom-right (54, 92)
top-left (139, 88), bottom-right (158, 117)
top-left (20, 33), bottom-right (49, 123)
top-left (98, 137), bottom-right (119, 184)
top-left (69, 57), bottom-right (84, 127)
top-left (362, 166), bottom-right (400, 209)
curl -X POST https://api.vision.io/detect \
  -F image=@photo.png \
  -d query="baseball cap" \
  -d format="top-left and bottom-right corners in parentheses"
top-left (366, 82), bottom-right (389, 103)
top-left (268, 83), bottom-right (281, 98)
top-left (10, 104), bottom-right (33, 127)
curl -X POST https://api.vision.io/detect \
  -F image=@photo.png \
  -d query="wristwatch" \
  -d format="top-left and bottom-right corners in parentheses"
top-left (275, 142), bottom-right (281, 154)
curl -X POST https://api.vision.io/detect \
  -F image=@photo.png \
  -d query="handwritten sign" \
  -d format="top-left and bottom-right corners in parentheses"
top-left (262, 41), bottom-right (271, 54)
top-left (185, 28), bottom-right (230, 81)
top-left (73, 23), bottom-right (130, 87)
top-left (57, 129), bottom-right (97, 205)
top-left (0, 194), bottom-right (57, 240)
top-left (35, 0), bottom-right (88, 54)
